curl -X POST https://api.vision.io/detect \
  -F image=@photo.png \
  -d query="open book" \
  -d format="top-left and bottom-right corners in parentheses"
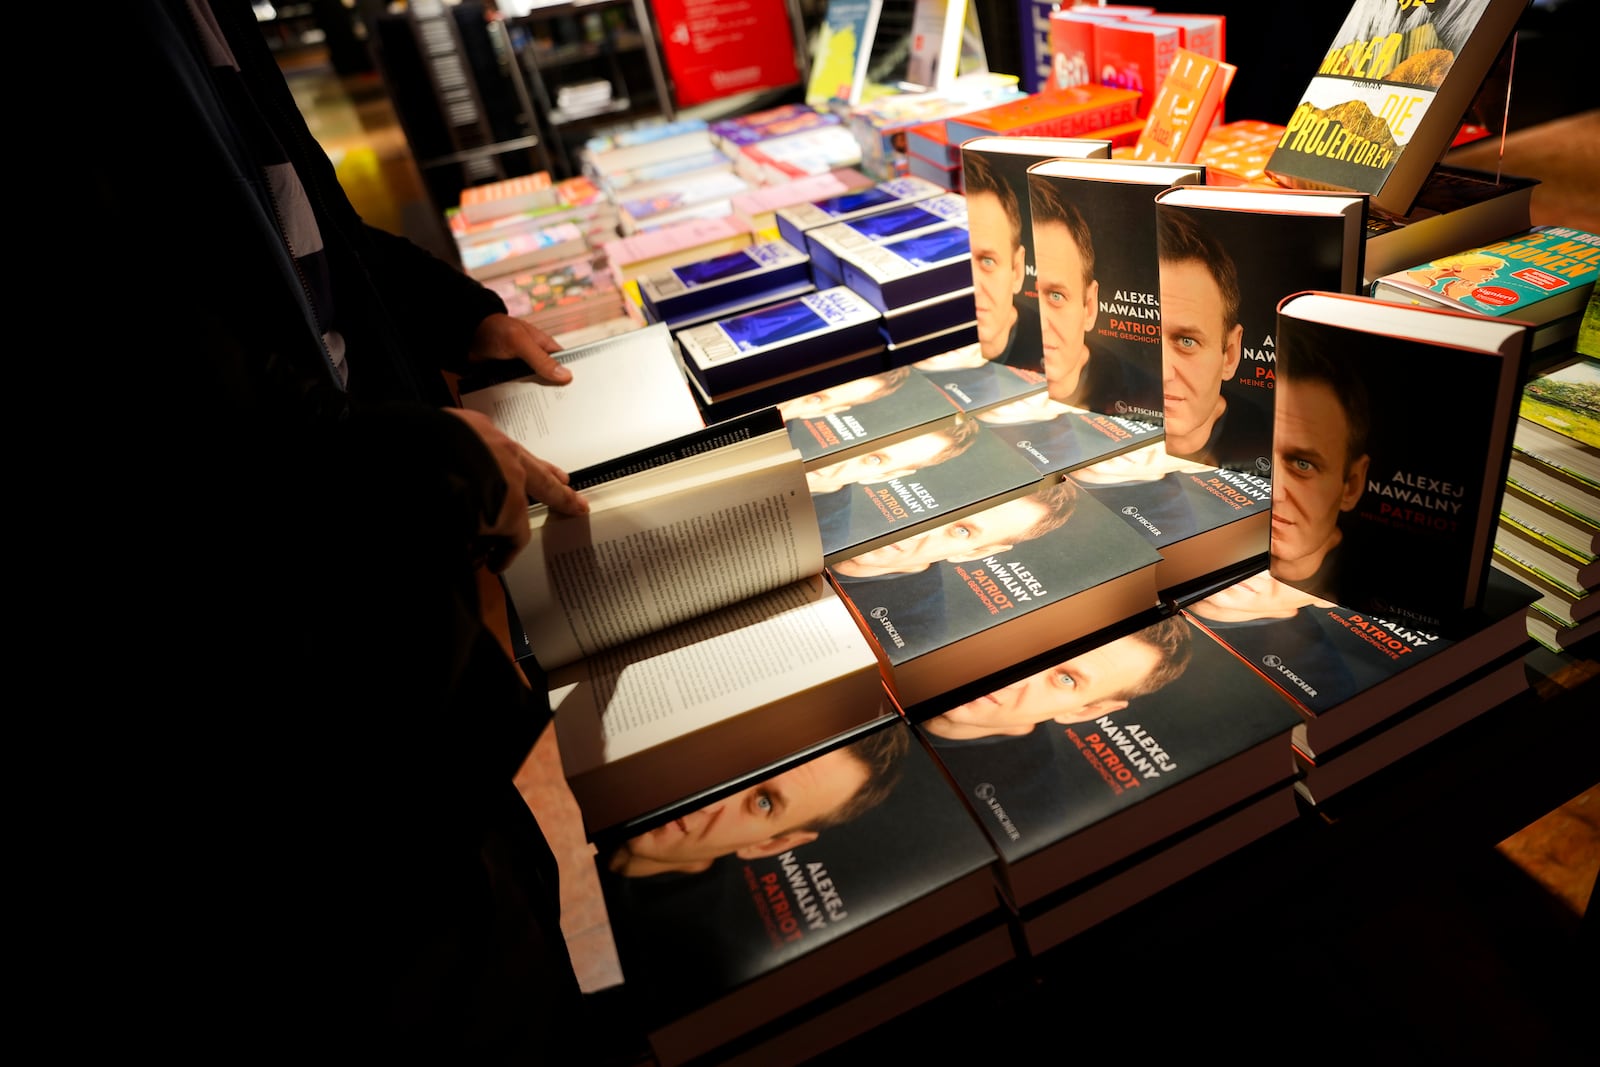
top-left (500, 406), bottom-right (886, 834)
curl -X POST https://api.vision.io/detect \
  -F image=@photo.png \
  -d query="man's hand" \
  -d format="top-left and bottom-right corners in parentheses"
top-left (467, 313), bottom-right (572, 383)
top-left (446, 407), bottom-right (589, 572)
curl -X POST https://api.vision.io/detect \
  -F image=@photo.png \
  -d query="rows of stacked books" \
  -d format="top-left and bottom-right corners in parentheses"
top-left (439, 2), bottom-right (1595, 1060)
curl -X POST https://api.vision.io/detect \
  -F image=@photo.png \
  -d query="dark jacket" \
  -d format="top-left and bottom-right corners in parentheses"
top-left (76, 2), bottom-right (584, 1058)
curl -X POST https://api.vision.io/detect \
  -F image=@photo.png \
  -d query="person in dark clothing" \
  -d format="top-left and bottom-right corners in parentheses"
top-left (75, 2), bottom-right (595, 1059)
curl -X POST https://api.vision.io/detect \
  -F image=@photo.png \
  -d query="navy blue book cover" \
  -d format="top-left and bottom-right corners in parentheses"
top-left (839, 223), bottom-right (974, 312)
top-left (640, 238), bottom-right (811, 320)
top-left (806, 193), bottom-right (968, 281)
top-left (677, 286), bottom-right (884, 395)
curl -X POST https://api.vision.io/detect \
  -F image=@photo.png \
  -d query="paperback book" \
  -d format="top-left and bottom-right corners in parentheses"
top-left (828, 478), bottom-right (1164, 711)
top-left (878, 285), bottom-right (977, 345)
top-left (804, 192), bottom-right (970, 285)
top-left (676, 286), bottom-right (885, 398)
top-left (1372, 225), bottom-right (1600, 353)
top-left (457, 170), bottom-right (558, 223)
top-left (1181, 565), bottom-right (1539, 759)
top-left (1130, 47), bottom-right (1237, 164)
top-left (804, 0), bottom-right (882, 107)
top-left (973, 390), bottom-right (1161, 477)
top-left (836, 222), bottom-right (974, 312)
top-left (1151, 184), bottom-right (1368, 473)
top-left (737, 124), bottom-right (865, 184)
top-left (1263, 0), bottom-right (1531, 218)
top-left (911, 342), bottom-right (1047, 411)
top-left (1070, 440), bottom-right (1272, 597)
top-left (1271, 291), bottom-right (1531, 632)
top-left (617, 170), bottom-right (752, 235)
top-left (458, 220), bottom-right (589, 280)
top-left (883, 320), bottom-right (981, 371)
top-left (1508, 353), bottom-right (1600, 519)
top-left (729, 167), bottom-right (877, 238)
top-left (943, 84), bottom-right (1144, 143)
top-left (1361, 164), bottom-right (1538, 288)
top-left (807, 413), bottom-right (1052, 564)
top-left (1088, 16), bottom-right (1180, 118)
top-left (602, 214), bottom-right (754, 287)
top-left (596, 720), bottom-right (1008, 1067)
top-left (920, 611), bottom-right (1301, 913)
top-left (1023, 156), bottom-right (1205, 423)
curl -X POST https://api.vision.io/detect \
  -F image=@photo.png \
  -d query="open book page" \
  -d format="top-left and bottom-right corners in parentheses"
top-left (507, 432), bottom-right (824, 668)
top-left (458, 322), bottom-right (705, 474)
top-left (550, 575), bottom-right (878, 769)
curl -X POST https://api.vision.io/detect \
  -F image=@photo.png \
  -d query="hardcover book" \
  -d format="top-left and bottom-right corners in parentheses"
top-left (957, 136), bottom-right (1112, 373)
top-left (1046, 8), bottom-right (1101, 91)
top-left (836, 222), bottom-right (974, 312)
top-left (805, 192), bottom-right (970, 285)
top-left (676, 286), bottom-right (885, 398)
top-left (974, 390), bottom-right (1161, 477)
top-left (637, 238), bottom-right (812, 323)
top-left (1182, 565), bottom-right (1538, 760)
top-left (808, 413), bottom-right (1052, 564)
top-left (646, 280), bottom-right (816, 334)
top-left (1132, 13), bottom-right (1227, 66)
top-left (1089, 17), bottom-right (1180, 118)
top-left (1069, 440), bottom-right (1271, 597)
top-left (911, 341), bottom-right (1047, 411)
top-left (828, 478), bottom-right (1164, 711)
top-left (943, 84), bottom-right (1144, 143)
top-left (596, 720), bottom-right (1008, 1067)
top-left (779, 364), bottom-right (965, 466)
top-left (458, 322), bottom-right (703, 477)
top-left (1262, 0), bottom-right (1531, 218)
top-left (1151, 185), bottom-right (1368, 473)
top-left (919, 611), bottom-right (1301, 912)
top-left (503, 412), bottom-right (888, 834)
top-left (1509, 353), bottom-right (1600, 503)
top-left (905, 119), bottom-right (962, 170)
top-left (883, 320), bottom-right (981, 370)
top-left (774, 175), bottom-right (947, 252)
top-left (1023, 156), bottom-right (1205, 423)
top-left (1493, 515), bottom-right (1598, 594)
top-left (1497, 479), bottom-right (1598, 559)
top-left (878, 285), bottom-right (977, 345)
top-left (1129, 47), bottom-right (1236, 163)
top-left (1372, 225), bottom-right (1600, 353)
top-left (1271, 291), bottom-right (1531, 632)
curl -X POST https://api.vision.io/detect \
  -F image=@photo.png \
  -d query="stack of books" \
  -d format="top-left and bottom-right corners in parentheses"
top-left (1491, 352), bottom-right (1600, 652)
top-left (480, 251), bottom-right (624, 337)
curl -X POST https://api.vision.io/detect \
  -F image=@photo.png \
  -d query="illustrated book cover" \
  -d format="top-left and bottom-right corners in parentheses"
top-left (807, 412), bottom-right (1051, 564)
top-left (1262, 0), bottom-right (1532, 217)
top-left (1361, 163), bottom-right (1538, 287)
top-left (1151, 184), bottom-right (1368, 474)
top-left (805, 0), bottom-right (883, 106)
top-left (1023, 156), bottom-right (1206, 424)
top-left (1372, 225), bottom-right (1600, 353)
top-left (972, 389), bottom-right (1161, 477)
top-left (457, 169), bottom-right (558, 223)
top-left (1181, 565), bottom-right (1538, 759)
top-left (828, 477), bottom-right (1164, 710)
top-left (942, 84), bottom-right (1143, 143)
top-left (676, 285), bottom-right (885, 398)
top-left (1129, 47), bottom-right (1237, 164)
top-left (1070, 440), bottom-right (1272, 597)
top-left (1271, 291), bottom-right (1531, 632)
top-left (596, 719), bottom-right (1008, 1067)
top-left (910, 341), bottom-right (1047, 411)
top-left (919, 611), bottom-right (1301, 911)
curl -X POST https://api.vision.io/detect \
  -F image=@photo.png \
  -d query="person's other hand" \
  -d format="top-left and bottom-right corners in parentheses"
top-left (467, 313), bottom-right (572, 383)
top-left (446, 407), bottom-right (589, 571)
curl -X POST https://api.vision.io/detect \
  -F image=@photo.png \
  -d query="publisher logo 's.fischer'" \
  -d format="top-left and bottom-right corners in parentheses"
top-left (869, 606), bottom-right (906, 649)
top-left (1120, 504), bottom-right (1161, 536)
top-left (1263, 654), bottom-right (1317, 698)
top-left (973, 783), bottom-right (1020, 841)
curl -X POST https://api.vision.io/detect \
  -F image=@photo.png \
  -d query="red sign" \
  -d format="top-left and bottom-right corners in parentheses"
top-left (653, 0), bottom-right (801, 108)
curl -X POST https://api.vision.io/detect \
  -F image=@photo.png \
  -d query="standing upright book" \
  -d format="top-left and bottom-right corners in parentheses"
top-left (828, 477), bottom-right (1164, 711)
top-left (1181, 565), bottom-right (1538, 760)
top-left (1088, 16), bottom-right (1180, 117)
top-left (1151, 185), bottom-right (1368, 473)
top-left (1271, 291), bottom-right (1531, 632)
top-left (1070, 440), bottom-right (1272, 598)
top-left (501, 409), bottom-right (889, 834)
top-left (1262, 0), bottom-right (1532, 218)
top-left (1023, 156), bottom-right (1206, 424)
top-left (957, 136), bottom-right (1112, 372)
top-left (1129, 47), bottom-right (1237, 164)
top-left (596, 719), bottom-right (1009, 1067)
top-left (1371, 224), bottom-right (1600, 352)
top-left (806, 0), bottom-right (884, 107)
top-left (919, 611), bottom-right (1301, 917)
top-left (806, 412), bottom-right (1053, 564)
